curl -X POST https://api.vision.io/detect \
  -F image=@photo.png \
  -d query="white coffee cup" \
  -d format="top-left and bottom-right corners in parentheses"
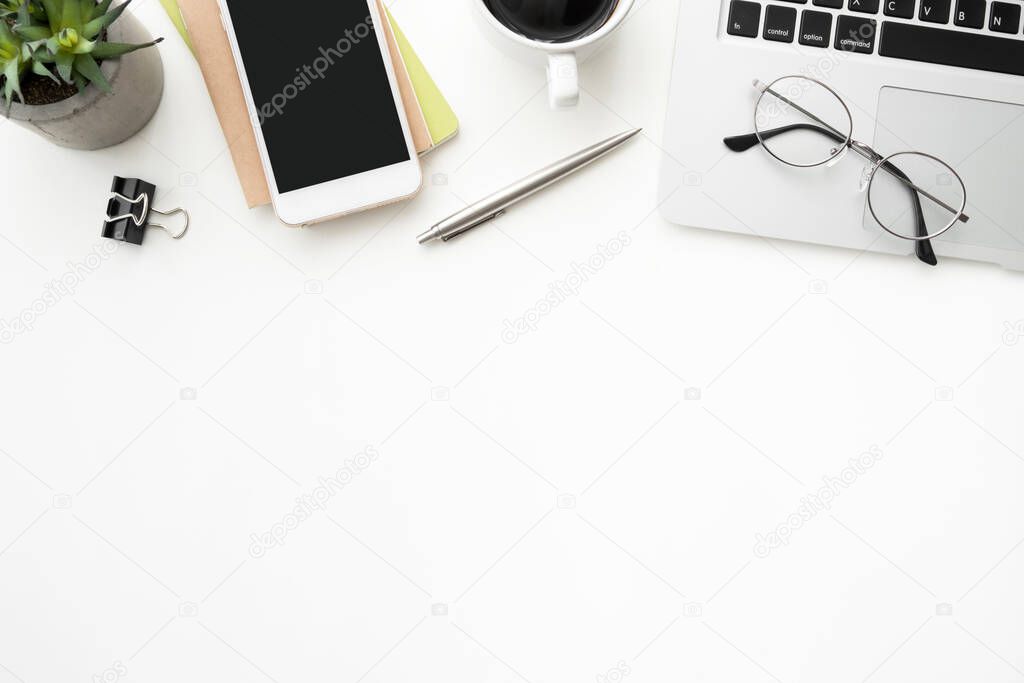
top-left (473, 0), bottom-right (635, 109)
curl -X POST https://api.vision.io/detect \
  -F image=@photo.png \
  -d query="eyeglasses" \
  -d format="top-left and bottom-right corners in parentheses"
top-left (724, 76), bottom-right (970, 267)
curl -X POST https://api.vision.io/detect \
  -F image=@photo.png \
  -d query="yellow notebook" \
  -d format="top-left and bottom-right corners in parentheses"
top-left (384, 7), bottom-right (459, 147)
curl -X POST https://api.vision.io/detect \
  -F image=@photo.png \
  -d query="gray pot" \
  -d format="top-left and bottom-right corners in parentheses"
top-left (2, 10), bottom-right (163, 150)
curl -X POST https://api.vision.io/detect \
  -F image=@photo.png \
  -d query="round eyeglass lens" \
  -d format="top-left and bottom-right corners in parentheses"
top-left (866, 152), bottom-right (967, 241)
top-left (754, 76), bottom-right (853, 167)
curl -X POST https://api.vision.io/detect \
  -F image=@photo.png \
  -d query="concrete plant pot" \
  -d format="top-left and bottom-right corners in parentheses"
top-left (1, 11), bottom-right (163, 150)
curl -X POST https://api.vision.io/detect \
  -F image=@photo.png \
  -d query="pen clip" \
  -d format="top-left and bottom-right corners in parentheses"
top-left (442, 210), bottom-right (506, 242)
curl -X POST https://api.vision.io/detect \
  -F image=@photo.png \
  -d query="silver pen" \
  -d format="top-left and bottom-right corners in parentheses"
top-left (417, 128), bottom-right (642, 244)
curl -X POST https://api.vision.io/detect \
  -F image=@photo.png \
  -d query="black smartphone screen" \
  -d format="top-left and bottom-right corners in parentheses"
top-left (225, 1), bottom-right (411, 193)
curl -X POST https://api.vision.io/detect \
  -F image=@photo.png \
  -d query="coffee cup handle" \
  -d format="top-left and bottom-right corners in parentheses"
top-left (546, 53), bottom-right (579, 109)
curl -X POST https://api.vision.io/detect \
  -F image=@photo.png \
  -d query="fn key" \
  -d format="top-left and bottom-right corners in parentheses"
top-left (728, 0), bottom-right (762, 37)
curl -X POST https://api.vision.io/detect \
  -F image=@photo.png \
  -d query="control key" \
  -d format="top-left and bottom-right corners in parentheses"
top-left (764, 4), bottom-right (798, 41)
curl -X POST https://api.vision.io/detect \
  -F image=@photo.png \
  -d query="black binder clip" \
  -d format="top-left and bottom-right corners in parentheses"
top-left (102, 176), bottom-right (189, 245)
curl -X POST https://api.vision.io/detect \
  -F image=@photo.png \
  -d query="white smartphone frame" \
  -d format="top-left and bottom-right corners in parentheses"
top-left (217, 0), bottom-right (422, 226)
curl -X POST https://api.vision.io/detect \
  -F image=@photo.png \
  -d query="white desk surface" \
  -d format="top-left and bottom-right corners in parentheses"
top-left (2, 1), bottom-right (1023, 681)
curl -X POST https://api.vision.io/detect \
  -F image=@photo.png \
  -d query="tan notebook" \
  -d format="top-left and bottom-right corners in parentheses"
top-left (177, 0), bottom-right (447, 208)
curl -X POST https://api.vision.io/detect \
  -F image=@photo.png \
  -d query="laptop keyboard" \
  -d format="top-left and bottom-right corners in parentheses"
top-left (726, 0), bottom-right (1024, 76)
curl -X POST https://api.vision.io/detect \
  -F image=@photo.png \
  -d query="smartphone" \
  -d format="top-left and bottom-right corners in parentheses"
top-left (218, 0), bottom-right (422, 225)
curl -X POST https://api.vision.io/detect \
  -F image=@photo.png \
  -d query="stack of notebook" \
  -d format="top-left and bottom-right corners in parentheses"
top-left (164, 0), bottom-right (459, 208)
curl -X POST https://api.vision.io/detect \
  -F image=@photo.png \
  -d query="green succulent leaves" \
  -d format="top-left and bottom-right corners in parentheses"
top-left (0, 0), bottom-right (161, 105)
top-left (0, 1), bottom-right (43, 21)
top-left (0, 15), bottom-right (38, 104)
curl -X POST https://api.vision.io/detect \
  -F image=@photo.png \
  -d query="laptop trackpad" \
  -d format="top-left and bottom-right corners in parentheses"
top-left (868, 87), bottom-right (1024, 252)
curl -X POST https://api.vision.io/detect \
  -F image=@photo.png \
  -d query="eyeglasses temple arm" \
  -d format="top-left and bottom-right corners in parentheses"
top-left (885, 160), bottom-right (939, 265)
top-left (724, 123), bottom-right (847, 152)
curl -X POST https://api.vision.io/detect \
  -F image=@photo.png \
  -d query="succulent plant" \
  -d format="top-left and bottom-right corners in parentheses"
top-left (0, 0), bottom-right (160, 105)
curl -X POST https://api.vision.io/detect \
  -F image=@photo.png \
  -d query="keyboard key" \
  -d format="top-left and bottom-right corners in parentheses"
top-left (883, 0), bottom-right (916, 18)
top-left (764, 4), bottom-right (798, 40)
top-left (880, 20), bottom-right (1024, 75)
top-left (953, 0), bottom-right (986, 26)
top-left (814, 0), bottom-right (843, 6)
top-left (728, 0), bottom-right (762, 37)
top-left (835, 14), bottom-right (878, 51)
top-left (800, 9), bottom-right (834, 45)
top-left (849, 0), bottom-right (880, 12)
top-left (989, 1), bottom-right (1021, 32)
top-left (919, 0), bottom-right (951, 22)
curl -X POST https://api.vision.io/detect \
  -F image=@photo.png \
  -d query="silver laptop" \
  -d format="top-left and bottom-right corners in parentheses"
top-left (659, 0), bottom-right (1024, 270)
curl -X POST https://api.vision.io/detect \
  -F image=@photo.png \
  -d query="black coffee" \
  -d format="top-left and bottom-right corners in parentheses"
top-left (484, 0), bottom-right (619, 43)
